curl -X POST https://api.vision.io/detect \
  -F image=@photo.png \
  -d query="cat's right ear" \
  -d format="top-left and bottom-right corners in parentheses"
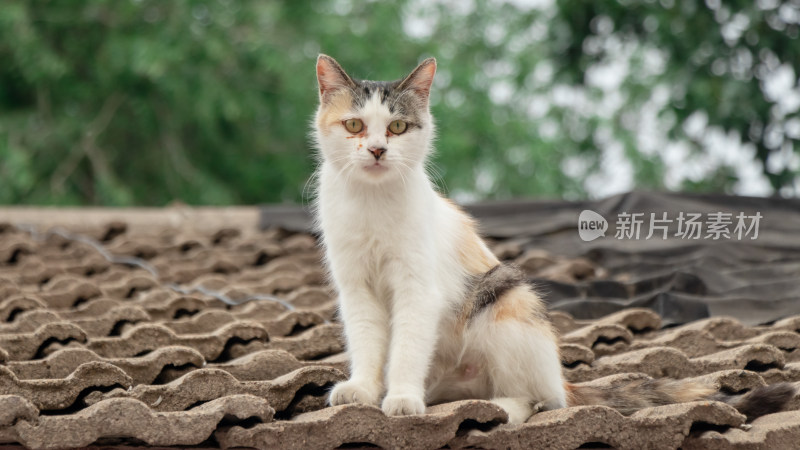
top-left (316, 55), bottom-right (355, 102)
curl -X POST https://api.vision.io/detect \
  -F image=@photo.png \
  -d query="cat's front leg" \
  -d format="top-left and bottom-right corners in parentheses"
top-left (329, 283), bottom-right (390, 407)
top-left (381, 265), bottom-right (444, 416)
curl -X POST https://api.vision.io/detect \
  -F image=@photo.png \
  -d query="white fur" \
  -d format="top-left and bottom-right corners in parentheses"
top-left (313, 63), bottom-right (567, 423)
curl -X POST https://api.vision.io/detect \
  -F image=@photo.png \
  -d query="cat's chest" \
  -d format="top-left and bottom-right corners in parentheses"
top-left (326, 203), bottom-right (414, 248)
top-left (321, 196), bottom-right (427, 259)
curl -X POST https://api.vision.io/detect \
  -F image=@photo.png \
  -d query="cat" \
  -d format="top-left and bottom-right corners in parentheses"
top-left (311, 54), bottom-right (795, 423)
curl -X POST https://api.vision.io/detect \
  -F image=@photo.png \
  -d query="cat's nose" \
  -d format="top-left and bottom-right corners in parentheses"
top-left (368, 146), bottom-right (387, 161)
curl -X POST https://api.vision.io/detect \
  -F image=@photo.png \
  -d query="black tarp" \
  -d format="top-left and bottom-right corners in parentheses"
top-left (260, 191), bottom-right (800, 326)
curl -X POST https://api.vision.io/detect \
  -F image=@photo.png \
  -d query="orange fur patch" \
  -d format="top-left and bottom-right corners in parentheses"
top-left (317, 91), bottom-right (354, 135)
top-left (662, 381), bottom-right (716, 403)
top-left (489, 284), bottom-right (555, 342)
top-left (564, 382), bottom-right (604, 407)
top-left (444, 198), bottom-right (498, 275)
top-left (492, 285), bottom-right (536, 322)
top-left (564, 383), bottom-right (581, 407)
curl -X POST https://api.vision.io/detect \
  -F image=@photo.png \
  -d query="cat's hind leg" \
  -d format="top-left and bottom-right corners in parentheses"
top-left (464, 284), bottom-right (567, 423)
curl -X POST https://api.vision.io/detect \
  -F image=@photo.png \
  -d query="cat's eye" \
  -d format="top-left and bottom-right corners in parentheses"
top-left (343, 119), bottom-right (363, 134)
top-left (388, 120), bottom-right (408, 135)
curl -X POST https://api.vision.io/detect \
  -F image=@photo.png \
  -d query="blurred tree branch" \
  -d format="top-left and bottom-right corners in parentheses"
top-left (50, 92), bottom-right (124, 196)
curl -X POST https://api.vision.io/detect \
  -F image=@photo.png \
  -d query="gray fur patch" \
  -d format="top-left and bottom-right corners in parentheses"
top-left (347, 78), bottom-right (425, 128)
top-left (712, 383), bottom-right (796, 421)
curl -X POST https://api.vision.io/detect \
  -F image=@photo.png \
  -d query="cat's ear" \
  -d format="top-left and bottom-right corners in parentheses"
top-left (316, 54), bottom-right (355, 101)
top-left (398, 57), bottom-right (437, 100)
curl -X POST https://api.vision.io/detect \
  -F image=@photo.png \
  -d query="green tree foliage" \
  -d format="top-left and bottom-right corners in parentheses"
top-left (0, 0), bottom-right (797, 205)
top-left (549, 0), bottom-right (800, 195)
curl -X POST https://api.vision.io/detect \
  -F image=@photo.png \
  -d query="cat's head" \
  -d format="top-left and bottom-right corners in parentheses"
top-left (313, 55), bottom-right (436, 184)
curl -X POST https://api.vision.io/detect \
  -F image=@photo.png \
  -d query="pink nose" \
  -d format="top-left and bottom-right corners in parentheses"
top-left (368, 147), bottom-right (386, 160)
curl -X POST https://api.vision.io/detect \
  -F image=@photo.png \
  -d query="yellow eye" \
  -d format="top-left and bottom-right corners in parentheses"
top-left (388, 120), bottom-right (408, 135)
top-left (343, 119), bottom-right (363, 134)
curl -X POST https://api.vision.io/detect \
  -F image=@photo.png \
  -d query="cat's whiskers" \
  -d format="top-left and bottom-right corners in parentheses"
top-left (396, 155), bottom-right (435, 191)
top-left (425, 160), bottom-right (448, 193)
top-left (330, 158), bottom-right (357, 186)
top-left (326, 153), bottom-right (356, 166)
top-left (343, 160), bottom-right (360, 187)
top-left (392, 158), bottom-right (410, 190)
top-left (302, 168), bottom-right (321, 203)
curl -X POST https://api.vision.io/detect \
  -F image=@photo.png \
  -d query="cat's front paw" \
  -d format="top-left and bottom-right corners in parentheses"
top-left (329, 380), bottom-right (381, 407)
top-left (381, 393), bottom-right (426, 416)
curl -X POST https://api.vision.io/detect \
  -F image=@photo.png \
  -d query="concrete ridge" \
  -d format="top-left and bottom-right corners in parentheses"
top-left (0, 361), bottom-right (131, 411)
top-left (7, 346), bottom-right (205, 384)
top-left (0, 394), bottom-right (274, 449)
top-left (85, 366), bottom-right (345, 416)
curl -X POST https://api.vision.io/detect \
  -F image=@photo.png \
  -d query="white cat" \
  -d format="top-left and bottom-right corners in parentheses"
top-left (311, 54), bottom-right (794, 423)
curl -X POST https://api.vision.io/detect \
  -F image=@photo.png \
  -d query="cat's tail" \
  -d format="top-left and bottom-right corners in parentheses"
top-left (565, 378), bottom-right (796, 421)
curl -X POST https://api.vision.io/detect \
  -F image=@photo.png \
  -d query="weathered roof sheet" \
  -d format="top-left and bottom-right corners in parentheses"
top-left (1, 192), bottom-right (799, 449)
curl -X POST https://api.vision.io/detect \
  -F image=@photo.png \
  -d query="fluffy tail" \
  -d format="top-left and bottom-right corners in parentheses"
top-left (709, 383), bottom-right (796, 421)
top-left (566, 378), bottom-right (796, 421)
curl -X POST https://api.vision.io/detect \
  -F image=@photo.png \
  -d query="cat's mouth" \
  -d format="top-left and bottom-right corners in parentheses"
top-left (363, 162), bottom-right (389, 173)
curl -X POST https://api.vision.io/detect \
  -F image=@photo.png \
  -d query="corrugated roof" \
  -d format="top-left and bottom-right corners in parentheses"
top-left (1, 193), bottom-right (799, 449)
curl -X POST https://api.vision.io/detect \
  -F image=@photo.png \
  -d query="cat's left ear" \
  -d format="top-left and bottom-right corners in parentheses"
top-left (398, 57), bottom-right (437, 100)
